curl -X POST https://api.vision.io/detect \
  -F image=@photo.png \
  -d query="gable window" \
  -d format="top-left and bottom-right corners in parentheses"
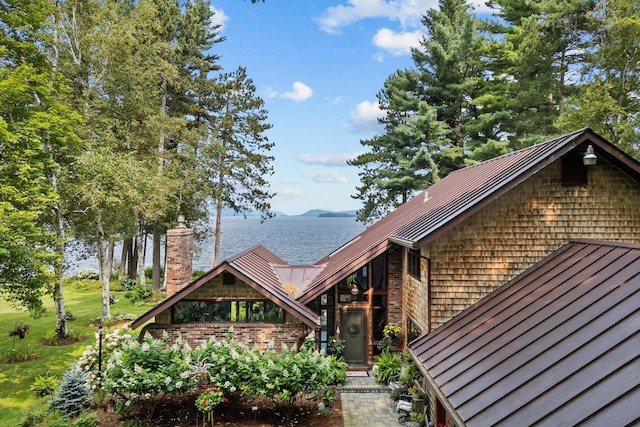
top-left (408, 249), bottom-right (421, 279)
top-left (173, 300), bottom-right (284, 323)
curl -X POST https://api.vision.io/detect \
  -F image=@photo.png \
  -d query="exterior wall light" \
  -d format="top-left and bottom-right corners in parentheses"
top-left (351, 283), bottom-right (359, 295)
top-left (583, 144), bottom-right (597, 166)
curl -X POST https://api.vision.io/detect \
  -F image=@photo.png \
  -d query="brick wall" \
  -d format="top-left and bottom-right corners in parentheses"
top-left (142, 322), bottom-right (309, 351)
top-left (387, 245), bottom-right (403, 329)
top-left (146, 274), bottom-right (310, 349)
top-left (426, 157), bottom-right (640, 329)
top-left (165, 222), bottom-right (193, 297)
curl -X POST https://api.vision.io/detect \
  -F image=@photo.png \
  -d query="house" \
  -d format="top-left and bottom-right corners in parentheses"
top-left (132, 128), bottom-right (640, 367)
top-left (408, 240), bottom-right (640, 427)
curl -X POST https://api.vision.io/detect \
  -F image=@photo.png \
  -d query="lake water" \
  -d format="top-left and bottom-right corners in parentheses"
top-left (65, 216), bottom-right (366, 275)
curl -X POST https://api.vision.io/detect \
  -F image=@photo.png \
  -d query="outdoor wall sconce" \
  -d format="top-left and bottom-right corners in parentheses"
top-left (350, 283), bottom-right (359, 295)
top-left (583, 144), bottom-right (597, 166)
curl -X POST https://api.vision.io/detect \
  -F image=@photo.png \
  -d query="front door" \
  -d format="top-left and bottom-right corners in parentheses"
top-left (342, 310), bottom-right (366, 365)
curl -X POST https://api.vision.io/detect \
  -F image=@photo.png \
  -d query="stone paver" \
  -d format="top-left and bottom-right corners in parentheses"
top-left (338, 372), bottom-right (400, 427)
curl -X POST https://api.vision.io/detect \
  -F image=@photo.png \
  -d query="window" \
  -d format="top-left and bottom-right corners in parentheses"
top-left (408, 249), bottom-right (421, 279)
top-left (173, 300), bottom-right (284, 323)
top-left (407, 317), bottom-right (423, 342)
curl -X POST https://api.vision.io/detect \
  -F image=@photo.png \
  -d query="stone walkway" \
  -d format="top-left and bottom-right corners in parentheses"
top-left (338, 372), bottom-right (400, 427)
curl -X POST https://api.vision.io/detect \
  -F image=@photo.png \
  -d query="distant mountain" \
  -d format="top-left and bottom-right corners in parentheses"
top-left (220, 208), bottom-right (356, 218)
top-left (299, 209), bottom-right (357, 218)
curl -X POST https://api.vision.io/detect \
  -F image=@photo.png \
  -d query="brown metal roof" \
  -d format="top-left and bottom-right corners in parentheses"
top-left (299, 128), bottom-right (640, 304)
top-left (131, 245), bottom-right (319, 329)
top-left (408, 240), bottom-right (640, 426)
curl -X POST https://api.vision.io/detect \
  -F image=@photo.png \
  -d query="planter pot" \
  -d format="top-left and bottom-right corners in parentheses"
top-left (405, 421), bottom-right (424, 427)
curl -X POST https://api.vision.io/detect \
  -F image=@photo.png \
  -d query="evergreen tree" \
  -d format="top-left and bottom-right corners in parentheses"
top-left (51, 369), bottom-right (92, 418)
top-left (412, 0), bottom-right (501, 171)
top-left (349, 70), bottom-right (443, 224)
top-left (485, 0), bottom-right (595, 147)
top-left (556, 0), bottom-right (640, 159)
top-left (201, 67), bottom-right (275, 265)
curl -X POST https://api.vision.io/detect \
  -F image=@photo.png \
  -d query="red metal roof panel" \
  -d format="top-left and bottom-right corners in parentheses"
top-left (408, 240), bottom-right (640, 427)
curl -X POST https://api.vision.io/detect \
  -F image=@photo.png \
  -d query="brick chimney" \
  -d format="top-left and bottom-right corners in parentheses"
top-left (165, 215), bottom-right (193, 297)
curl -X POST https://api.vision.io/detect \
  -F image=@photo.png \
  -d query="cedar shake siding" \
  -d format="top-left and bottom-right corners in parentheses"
top-left (420, 155), bottom-right (640, 330)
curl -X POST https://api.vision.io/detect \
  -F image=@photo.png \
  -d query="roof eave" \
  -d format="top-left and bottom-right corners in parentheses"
top-left (298, 240), bottom-right (392, 305)
top-left (131, 262), bottom-right (318, 330)
top-left (409, 130), bottom-right (599, 249)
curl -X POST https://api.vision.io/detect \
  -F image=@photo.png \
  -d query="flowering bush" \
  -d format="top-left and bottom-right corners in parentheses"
top-left (195, 385), bottom-right (227, 425)
top-left (75, 328), bottom-right (134, 388)
top-left (74, 331), bottom-right (343, 421)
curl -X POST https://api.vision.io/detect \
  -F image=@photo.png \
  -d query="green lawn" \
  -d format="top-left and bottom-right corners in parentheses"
top-left (0, 282), bottom-right (150, 426)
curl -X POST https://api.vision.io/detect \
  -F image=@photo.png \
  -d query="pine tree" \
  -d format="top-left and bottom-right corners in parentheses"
top-left (349, 70), bottom-right (444, 224)
top-left (412, 0), bottom-right (497, 171)
top-left (556, 0), bottom-right (640, 159)
top-left (485, 0), bottom-right (594, 147)
top-left (51, 369), bottom-right (92, 418)
top-left (201, 67), bottom-right (275, 265)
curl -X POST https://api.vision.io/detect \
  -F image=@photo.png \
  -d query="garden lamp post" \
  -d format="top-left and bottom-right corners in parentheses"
top-left (98, 322), bottom-right (104, 384)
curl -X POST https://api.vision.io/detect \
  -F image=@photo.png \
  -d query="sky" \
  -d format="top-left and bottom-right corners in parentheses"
top-left (209, 0), bottom-right (489, 216)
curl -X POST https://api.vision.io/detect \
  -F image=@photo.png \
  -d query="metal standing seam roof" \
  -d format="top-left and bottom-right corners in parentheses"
top-left (408, 240), bottom-right (640, 427)
top-left (131, 244), bottom-right (319, 329)
top-left (299, 127), bottom-right (623, 304)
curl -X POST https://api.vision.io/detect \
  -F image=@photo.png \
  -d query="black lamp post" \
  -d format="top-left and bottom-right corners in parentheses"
top-left (98, 322), bottom-right (104, 384)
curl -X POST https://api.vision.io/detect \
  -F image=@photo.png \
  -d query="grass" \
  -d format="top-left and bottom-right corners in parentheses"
top-left (0, 281), bottom-right (151, 426)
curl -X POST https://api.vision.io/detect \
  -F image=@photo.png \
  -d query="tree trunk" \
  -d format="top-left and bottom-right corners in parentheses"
top-left (128, 239), bottom-right (137, 279)
top-left (213, 169), bottom-right (224, 267)
top-left (118, 239), bottom-right (128, 280)
top-left (96, 211), bottom-right (111, 321)
top-left (107, 240), bottom-right (115, 283)
top-left (52, 188), bottom-right (68, 339)
top-left (135, 223), bottom-right (146, 289)
top-left (152, 223), bottom-right (161, 291)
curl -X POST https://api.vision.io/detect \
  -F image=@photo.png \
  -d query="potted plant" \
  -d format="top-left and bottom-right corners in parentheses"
top-left (9, 323), bottom-right (30, 339)
top-left (406, 411), bottom-right (426, 427)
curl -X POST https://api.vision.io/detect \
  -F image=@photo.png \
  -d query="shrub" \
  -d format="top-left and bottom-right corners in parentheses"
top-left (326, 355), bottom-right (348, 385)
top-left (144, 266), bottom-right (164, 279)
top-left (75, 269), bottom-right (99, 280)
top-left (71, 412), bottom-right (98, 427)
top-left (101, 335), bottom-right (195, 407)
top-left (30, 373), bottom-right (59, 401)
top-left (373, 351), bottom-right (402, 385)
top-left (118, 276), bottom-right (137, 291)
top-left (51, 369), bottom-right (92, 418)
top-left (192, 270), bottom-right (207, 279)
top-left (327, 335), bottom-right (345, 357)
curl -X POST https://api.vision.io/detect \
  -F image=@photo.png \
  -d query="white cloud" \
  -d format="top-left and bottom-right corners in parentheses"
top-left (264, 82), bottom-right (314, 102)
top-left (281, 81), bottom-right (313, 102)
top-left (316, 0), bottom-right (433, 34)
top-left (210, 6), bottom-right (230, 32)
top-left (303, 170), bottom-right (348, 183)
top-left (373, 28), bottom-right (424, 56)
top-left (350, 100), bottom-right (384, 133)
top-left (296, 152), bottom-right (361, 167)
top-left (317, 0), bottom-right (494, 34)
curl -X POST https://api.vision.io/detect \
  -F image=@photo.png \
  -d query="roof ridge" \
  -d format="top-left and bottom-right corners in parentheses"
top-left (447, 128), bottom-right (591, 176)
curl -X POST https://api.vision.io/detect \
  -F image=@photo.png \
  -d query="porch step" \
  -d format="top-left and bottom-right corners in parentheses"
top-left (338, 385), bottom-right (391, 393)
top-left (337, 373), bottom-right (391, 393)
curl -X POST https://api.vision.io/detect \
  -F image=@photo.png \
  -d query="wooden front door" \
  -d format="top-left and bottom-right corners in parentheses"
top-left (342, 309), bottom-right (366, 365)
